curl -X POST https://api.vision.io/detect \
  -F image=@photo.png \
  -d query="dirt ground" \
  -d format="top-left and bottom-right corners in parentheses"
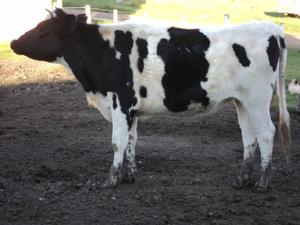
top-left (0, 58), bottom-right (300, 225)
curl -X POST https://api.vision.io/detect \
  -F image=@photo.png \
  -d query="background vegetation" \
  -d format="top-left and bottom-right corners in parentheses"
top-left (63, 0), bottom-right (300, 34)
top-left (63, 0), bottom-right (145, 13)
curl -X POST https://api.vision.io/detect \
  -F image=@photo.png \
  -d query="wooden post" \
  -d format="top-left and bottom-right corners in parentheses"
top-left (113, 9), bottom-right (118, 24)
top-left (224, 14), bottom-right (230, 25)
top-left (143, 11), bottom-right (148, 18)
top-left (85, 5), bottom-right (92, 24)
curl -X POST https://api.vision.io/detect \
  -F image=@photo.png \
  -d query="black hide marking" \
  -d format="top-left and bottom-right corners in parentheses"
top-left (140, 86), bottom-right (147, 98)
top-left (232, 43), bottom-right (251, 67)
top-left (136, 38), bottom-right (148, 73)
top-left (279, 36), bottom-right (286, 49)
top-left (157, 27), bottom-right (210, 112)
top-left (114, 30), bottom-right (137, 128)
top-left (114, 30), bottom-right (133, 55)
top-left (62, 26), bottom-right (137, 129)
top-left (267, 35), bottom-right (280, 71)
top-left (112, 93), bottom-right (117, 109)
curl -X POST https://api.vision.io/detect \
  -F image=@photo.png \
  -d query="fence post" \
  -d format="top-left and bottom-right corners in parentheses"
top-left (224, 14), bottom-right (230, 25)
top-left (143, 11), bottom-right (148, 18)
top-left (113, 9), bottom-right (118, 24)
top-left (85, 5), bottom-right (92, 24)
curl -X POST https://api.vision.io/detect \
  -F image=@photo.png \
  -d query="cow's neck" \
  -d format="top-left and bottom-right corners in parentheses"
top-left (61, 24), bottom-right (113, 95)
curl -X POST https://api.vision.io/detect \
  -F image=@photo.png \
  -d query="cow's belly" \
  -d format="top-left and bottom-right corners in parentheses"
top-left (137, 94), bottom-right (221, 118)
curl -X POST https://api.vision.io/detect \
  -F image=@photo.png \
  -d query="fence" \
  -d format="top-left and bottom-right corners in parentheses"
top-left (52, 0), bottom-right (130, 24)
top-left (53, 4), bottom-right (232, 25)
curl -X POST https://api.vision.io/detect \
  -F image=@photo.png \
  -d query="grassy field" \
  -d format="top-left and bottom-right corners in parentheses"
top-left (134, 0), bottom-right (300, 34)
top-left (0, 43), bottom-right (17, 59)
top-left (63, 0), bottom-right (145, 13)
top-left (284, 49), bottom-right (300, 109)
top-left (63, 0), bottom-right (300, 34)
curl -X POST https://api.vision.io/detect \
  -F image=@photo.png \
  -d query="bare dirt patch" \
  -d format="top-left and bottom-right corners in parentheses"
top-left (0, 58), bottom-right (300, 225)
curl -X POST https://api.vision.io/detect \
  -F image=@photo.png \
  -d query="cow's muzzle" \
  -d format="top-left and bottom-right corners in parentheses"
top-left (10, 40), bottom-right (23, 55)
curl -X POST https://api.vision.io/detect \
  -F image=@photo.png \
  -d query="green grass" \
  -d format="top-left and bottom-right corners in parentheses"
top-left (0, 43), bottom-right (14, 59)
top-left (63, 0), bottom-right (300, 34)
top-left (284, 49), bottom-right (300, 109)
top-left (0, 42), bottom-right (18, 60)
top-left (134, 0), bottom-right (300, 34)
top-left (63, 0), bottom-right (145, 13)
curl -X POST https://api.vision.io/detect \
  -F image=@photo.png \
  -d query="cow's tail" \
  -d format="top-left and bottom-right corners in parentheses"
top-left (276, 36), bottom-right (291, 161)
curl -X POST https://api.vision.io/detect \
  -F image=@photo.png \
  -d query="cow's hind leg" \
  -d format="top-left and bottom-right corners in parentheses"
top-left (245, 104), bottom-right (275, 192)
top-left (233, 100), bottom-right (257, 189)
top-left (121, 117), bottom-right (138, 183)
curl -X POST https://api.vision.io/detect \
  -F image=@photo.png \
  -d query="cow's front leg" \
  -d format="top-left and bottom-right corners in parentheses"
top-left (102, 97), bottom-right (129, 188)
top-left (121, 117), bottom-right (138, 183)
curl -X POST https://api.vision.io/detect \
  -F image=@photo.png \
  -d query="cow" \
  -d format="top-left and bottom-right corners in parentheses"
top-left (288, 79), bottom-right (300, 110)
top-left (288, 79), bottom-right (300, 95)
top-left (10, 9), bottom-right (290, 192)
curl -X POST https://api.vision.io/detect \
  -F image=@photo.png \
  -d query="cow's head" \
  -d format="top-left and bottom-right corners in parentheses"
top-left (10, 9), bottom-right (87, 62)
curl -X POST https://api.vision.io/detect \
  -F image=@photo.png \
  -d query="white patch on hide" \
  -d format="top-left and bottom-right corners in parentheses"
top-left (111, 94), bottom-right (129, 167)
top-left (86, 92), bottom-right (112, 121)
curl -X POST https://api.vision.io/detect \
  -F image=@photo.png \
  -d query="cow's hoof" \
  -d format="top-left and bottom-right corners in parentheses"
top-left (232, 178), bottom-right (244, 189)
top-left (121, 173), bottom-right (135, 184)
top-left (102, 177), bottom-right (118, 189)
top-left (253, 183), bottom-right (270, 193)
top-left (232, 177), bottom-right (254, 189)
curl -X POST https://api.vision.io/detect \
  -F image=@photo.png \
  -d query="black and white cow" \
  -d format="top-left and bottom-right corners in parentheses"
top-left (10, 9), bottom-right (290, 191)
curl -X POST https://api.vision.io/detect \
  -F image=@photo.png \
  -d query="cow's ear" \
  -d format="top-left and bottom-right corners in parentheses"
top-left (54, 8), bottom-right (67, 17)
top-left (59, 14), bottom-right (77, 34)
top-left (77, 14), bottom-right (87, 24)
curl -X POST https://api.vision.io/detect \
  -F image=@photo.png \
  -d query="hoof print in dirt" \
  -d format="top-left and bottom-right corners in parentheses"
top-left (232, 177), bottom-right (255, 189)
top-left (253, 183), bottom-right (271, 193)
top-left (121, 173), bottom-right (135, 184)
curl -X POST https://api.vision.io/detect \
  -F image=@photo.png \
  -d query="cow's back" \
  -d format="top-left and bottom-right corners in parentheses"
top-left (202, 22), bottom-right (284, 104)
